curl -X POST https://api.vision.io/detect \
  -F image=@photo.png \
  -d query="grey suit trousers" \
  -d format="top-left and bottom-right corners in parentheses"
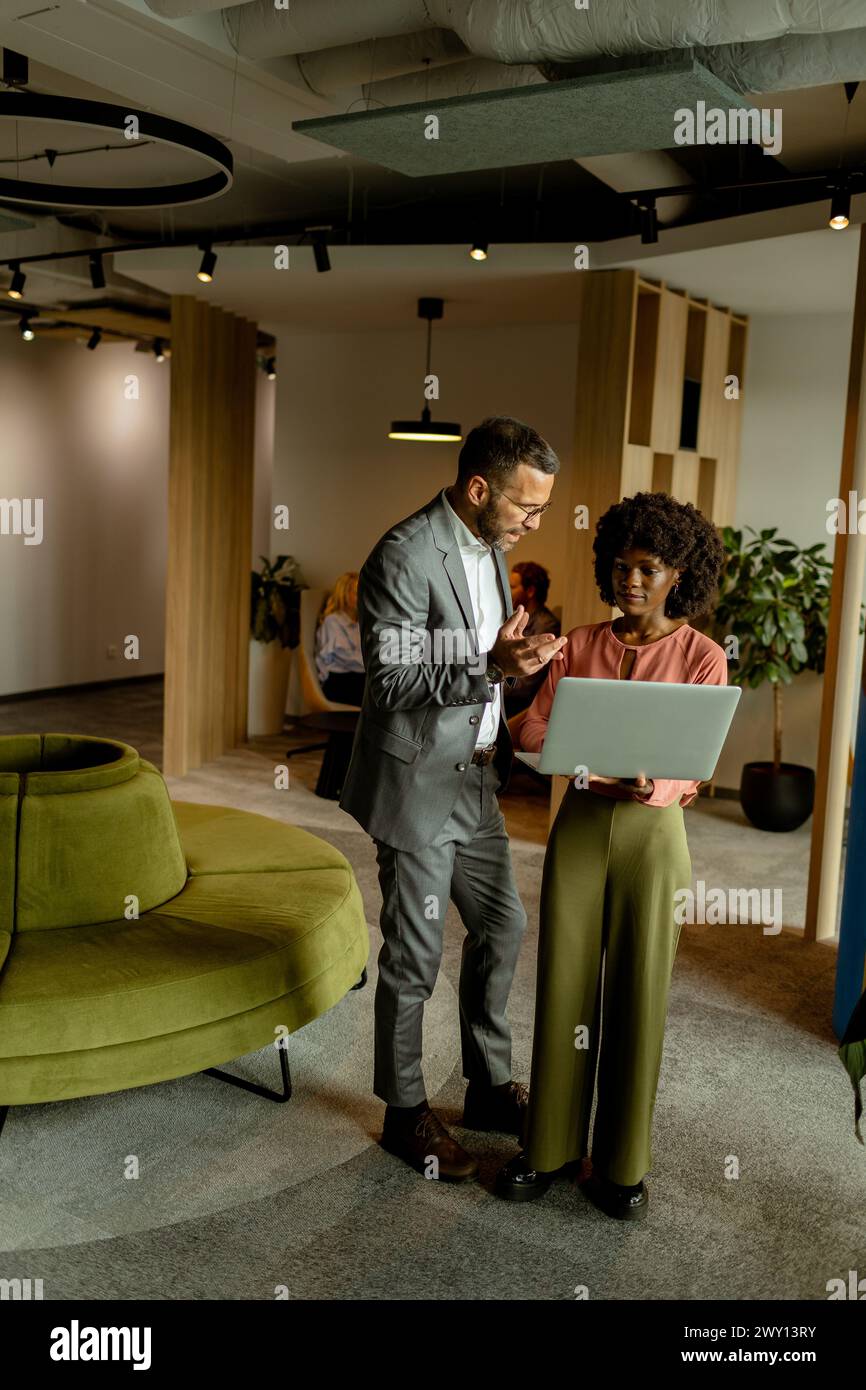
top-left (372, 758), bottom-right (528, 1106)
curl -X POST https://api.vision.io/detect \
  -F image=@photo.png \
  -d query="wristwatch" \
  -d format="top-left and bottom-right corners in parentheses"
top-left (485, 661), bottom-right (505, 685)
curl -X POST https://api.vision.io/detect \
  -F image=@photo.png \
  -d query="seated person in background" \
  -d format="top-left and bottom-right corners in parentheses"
top-left (315, 572), bottom-right (365, 706)
top-left (504, 561), bottom-right (561, 718)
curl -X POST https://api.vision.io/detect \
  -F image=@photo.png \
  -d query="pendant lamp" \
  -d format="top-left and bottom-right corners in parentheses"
top-left (389, 297), bottom-right (462, 442)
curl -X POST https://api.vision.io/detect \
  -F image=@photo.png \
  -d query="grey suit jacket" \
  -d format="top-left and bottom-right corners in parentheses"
top-left (339, 490), bottom-right (515, 852)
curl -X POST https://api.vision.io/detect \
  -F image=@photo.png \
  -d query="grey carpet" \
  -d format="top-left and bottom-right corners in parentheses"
top-left (0, 692), bottom-right (858, 1301)
top-left (1, 799), bottom-right (860, 1301)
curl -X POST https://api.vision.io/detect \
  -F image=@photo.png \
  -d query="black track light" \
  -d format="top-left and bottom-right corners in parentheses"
top-left (87, 327), bottom-right (102, 351)
top-left (153, 338), bottom-right (166, 362)
top-left (265, 356), bottom-right (276, 379)
top-left (197, 245), bottom-right (217, 282)
top-left (19, 315), bottom-right (34, 341)
top-left (829, 182), bottom-right (851, 230)
top-left (89, 253), bottom-right (106, 289)
top-left (638, 197), bottom-right (658, 245)
top-left (470, 241), bottom-right (489, 261)
top-left (8, 264), bottom-right (25, 299)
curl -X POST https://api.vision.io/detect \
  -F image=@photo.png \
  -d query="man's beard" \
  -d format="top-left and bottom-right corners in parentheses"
top-left (476, 498), bottom-right (516, 550)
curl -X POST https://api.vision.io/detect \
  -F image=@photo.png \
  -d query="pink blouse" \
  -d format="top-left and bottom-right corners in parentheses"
top-left (520, 620), bottom-right (729, 808)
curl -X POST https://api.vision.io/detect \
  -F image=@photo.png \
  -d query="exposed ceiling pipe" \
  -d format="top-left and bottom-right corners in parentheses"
top-left (268, 29), bottom-right (470, 97)
top-left (222, 0), bottom-right (434, 59)
top-left (214, 0), bottom-right (866, 235)
top-left (538, 28), bottom-right (866, 98)
top-left (146, 0), bottom-right (254, 16)
top-left (360, 58), bottom-right (543, 105)
top-left (695, 28), bottom-right (866, 93)
top-left (446, 0), bottom-right (866, 64)
top-left (221, 0), bottom-right (866, 64)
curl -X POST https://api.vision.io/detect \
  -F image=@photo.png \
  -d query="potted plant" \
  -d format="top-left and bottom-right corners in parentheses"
top-left (248, 555), bottom-right (307, 737)
top-left (714, 526), bottom-right (832, 832)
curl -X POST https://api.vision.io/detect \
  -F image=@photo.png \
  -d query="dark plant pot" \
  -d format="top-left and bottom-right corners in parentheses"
top-left (739, 762), bottom-right (815, 833)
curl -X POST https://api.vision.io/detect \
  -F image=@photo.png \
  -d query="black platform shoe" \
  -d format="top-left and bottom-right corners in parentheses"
top-left (583, 1174), bottom-right (649, 1221)
top-left (494, 1151), bottom-right (558, 1202)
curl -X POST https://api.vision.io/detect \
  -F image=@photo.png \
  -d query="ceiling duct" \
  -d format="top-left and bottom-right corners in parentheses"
top-left (271, 29), bottom-right (470, 97)
top-left (361, 57), bottom-right (543, 105)
top-left (222, 0), bottom-right (866, 113)
top-left (222, 0), bottom-right (435, 59)
top-left (695, 27), bottom-right (866, 92)
top-left (146, 0), bottom-right (248, 15)
top-left (203, 0), bottom-right (866, 232)
top-left (220, 0), bottom-right (866, 64)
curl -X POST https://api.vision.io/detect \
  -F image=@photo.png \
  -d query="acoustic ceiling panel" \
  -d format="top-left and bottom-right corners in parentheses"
top-left (294, 59), bottom-right (751, 177)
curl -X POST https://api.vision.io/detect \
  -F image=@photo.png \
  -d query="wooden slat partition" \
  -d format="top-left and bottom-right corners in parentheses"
top-left (697, 307), bottom-right (731, 458)
top-left (551, 270), bottom-right (749, 827)
top-left (163, 296), bottom-right (258, 777)
top-left (652, 290), bottom-right (689, 452)
top-left (806, 226), bottom-right (866, 940)
top-left (562, 269), bottom-right (638, 636)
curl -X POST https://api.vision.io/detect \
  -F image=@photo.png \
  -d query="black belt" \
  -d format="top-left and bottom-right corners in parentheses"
top-left (471, 743), bottom-right (498, 766)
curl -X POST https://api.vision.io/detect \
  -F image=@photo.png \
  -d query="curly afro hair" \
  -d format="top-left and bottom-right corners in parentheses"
top-left (593, 492), bottom-right (725, 619)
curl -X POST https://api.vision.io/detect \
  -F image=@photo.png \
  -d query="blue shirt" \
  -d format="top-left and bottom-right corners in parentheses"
top-left (315, 611), bottom-right (364, 683)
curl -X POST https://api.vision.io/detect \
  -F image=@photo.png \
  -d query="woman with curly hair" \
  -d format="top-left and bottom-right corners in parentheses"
top-left (496, 491), bottom-right (727, 1220)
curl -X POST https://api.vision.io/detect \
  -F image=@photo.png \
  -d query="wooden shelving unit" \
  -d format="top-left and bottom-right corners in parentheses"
top-left (561, 269), bottom-right (749, 634)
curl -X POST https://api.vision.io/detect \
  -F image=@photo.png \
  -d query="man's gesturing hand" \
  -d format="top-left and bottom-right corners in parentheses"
top-left (490, 604), bottom-right (568, 678)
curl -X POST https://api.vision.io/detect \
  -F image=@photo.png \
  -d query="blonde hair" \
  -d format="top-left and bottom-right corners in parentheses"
top-left (320, 572), bottom-right (358, 623)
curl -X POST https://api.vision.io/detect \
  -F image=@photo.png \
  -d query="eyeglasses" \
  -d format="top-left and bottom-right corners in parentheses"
top-left (495, 487), bottom-right (553, 523)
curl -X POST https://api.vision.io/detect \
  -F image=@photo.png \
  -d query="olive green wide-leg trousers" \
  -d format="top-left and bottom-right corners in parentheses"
top-left (524, 786), bottom-right (692, 1187)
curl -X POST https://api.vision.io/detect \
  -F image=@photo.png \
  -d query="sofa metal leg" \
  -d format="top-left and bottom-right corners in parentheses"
top-left (204, 1044), bottom-right (292, 1103)
top-left (351, 968), bottom-right (368, 991)
top-left (0, 1106), bottom-right (8, 1141)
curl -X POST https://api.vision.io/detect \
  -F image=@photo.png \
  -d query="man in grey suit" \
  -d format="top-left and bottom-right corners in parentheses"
top-left (339, 417), bottom-right (567, 1181)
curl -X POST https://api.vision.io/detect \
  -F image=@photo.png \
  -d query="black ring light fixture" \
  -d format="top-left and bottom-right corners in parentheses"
top-left (0, 93), bottom-right (233, 208)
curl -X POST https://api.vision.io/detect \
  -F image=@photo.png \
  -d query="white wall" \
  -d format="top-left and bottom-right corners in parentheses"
top-left (735, 312), bottom-right (852, 547)
top-left (0, 335), bottom-right (170, 697)
top-left (0, 333), bottom-right (275, 700)
top-left (715, 310), bottom-right (856, 786)
top-left (273, 320), bottom-right (579, 598)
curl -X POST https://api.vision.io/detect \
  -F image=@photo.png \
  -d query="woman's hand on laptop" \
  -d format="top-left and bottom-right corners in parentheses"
top-left (491, 606), bottom-right (568, 677)
top-left (589, 773), bottom-right (655, 799)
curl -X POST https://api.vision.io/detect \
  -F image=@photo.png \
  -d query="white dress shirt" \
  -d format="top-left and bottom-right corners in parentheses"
top-left (442, 488), bottom-right (505, 748)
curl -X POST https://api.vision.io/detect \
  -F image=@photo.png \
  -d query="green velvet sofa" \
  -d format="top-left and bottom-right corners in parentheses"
top-left (0, 733), bottom-right (369, 1116)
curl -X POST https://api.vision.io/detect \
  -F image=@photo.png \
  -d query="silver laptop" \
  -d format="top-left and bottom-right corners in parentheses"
top-left (515, 677), bottom-right (741, 781)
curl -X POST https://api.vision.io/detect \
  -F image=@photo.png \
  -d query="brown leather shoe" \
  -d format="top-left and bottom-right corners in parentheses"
top-left (381, 1106), bottom-right (480, 1182)
top-left (463, 1080), bottom-right (529, 1139)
